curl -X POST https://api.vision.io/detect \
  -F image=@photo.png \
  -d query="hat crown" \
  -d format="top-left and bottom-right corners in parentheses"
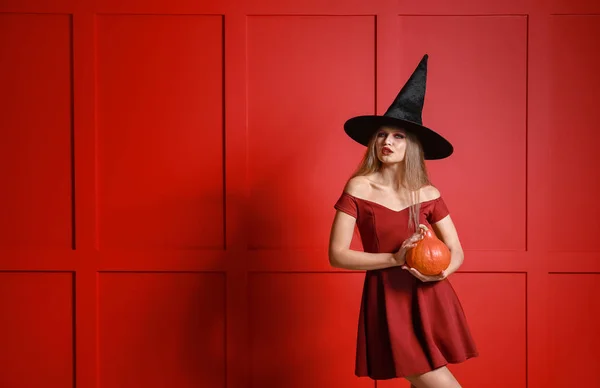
top-left (342, 53), bottom-right (453, 159)
top-left (384, 54), bottom-right (428, 125)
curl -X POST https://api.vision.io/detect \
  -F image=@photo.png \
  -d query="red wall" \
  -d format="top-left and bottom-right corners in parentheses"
top-left (1, 0), bottom-right (599, 387)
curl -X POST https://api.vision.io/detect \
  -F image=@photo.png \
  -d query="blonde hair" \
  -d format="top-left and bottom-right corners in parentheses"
top-left (350, 127), bottom-right (431, 232)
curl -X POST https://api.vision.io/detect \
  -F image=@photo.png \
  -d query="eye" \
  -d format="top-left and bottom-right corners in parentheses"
top-left (395, 133), bottom-right (405, 139)
top-left (376, 131), bottom-right (386, 137)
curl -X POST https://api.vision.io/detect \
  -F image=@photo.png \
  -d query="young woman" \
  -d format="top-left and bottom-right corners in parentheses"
top-left (328, 55), bottom-right (478, 388)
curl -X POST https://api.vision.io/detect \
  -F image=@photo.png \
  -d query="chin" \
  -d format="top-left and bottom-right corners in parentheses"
top-left (380, 159), bottom-right (402, 165)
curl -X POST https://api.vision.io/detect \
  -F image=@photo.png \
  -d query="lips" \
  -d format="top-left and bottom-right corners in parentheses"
top-left (382, 147), bottom-right (393, 155)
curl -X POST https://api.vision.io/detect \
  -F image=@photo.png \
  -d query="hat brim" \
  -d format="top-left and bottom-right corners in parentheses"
top-left (343, 115), bottom-right (453, 160)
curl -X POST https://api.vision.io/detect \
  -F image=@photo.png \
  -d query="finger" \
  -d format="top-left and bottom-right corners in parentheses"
top-left (423, 273), bottom-right (444, 281)
top-left (410, 268), bottom-right (426, 281)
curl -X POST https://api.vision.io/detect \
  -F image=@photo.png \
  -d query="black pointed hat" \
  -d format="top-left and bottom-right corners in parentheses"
top-left (343, 54), bottom-right (453, 160)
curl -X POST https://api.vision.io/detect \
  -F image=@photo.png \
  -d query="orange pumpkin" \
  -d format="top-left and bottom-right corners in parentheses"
top-left (405, 228), bottom-right (451, 276)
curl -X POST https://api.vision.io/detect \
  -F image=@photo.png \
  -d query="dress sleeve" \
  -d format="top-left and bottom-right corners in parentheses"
top-left (334, 192), bottom-right (358, 218)
top-left (427, 197), bottom-right (450, 224)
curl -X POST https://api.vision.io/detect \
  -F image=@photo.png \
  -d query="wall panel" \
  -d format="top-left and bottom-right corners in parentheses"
top-left (96, 14), bottom-right (224, 250)
top-left (98, 272), bottom-right (226, 388)
top-left (548, 273), bottom-right (600, 387)
top-left (0, 13), bottom-right (73, 250)
top-left (246, 15), bottom-right (375, 250)
top-left (547, 15), bottom-right (600, 252)
top-left (0, 272), bottom-right (74, 388)
top-left (248, 272), bottom-right (370, 388)
top-left (397, 15), bottom-right (528, 252)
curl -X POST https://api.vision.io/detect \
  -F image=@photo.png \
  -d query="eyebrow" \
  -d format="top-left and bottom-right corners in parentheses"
top-left (379, 130), bottom-right (406, 135)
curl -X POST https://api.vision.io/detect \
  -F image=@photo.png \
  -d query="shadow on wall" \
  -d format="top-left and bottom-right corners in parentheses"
top-left (242, 174), bottom-right (370, 388)
top-left (179, 188), bottom-right (229, 388)
top-left (165, 146), bottom-right (371, 387)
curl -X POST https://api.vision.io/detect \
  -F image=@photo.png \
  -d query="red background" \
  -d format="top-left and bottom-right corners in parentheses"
top-left (1, 0), bottom-right (599, 387)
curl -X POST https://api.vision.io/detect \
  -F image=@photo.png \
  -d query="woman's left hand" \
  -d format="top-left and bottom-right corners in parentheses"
top-left (401, 265), bottom-right (447, 282)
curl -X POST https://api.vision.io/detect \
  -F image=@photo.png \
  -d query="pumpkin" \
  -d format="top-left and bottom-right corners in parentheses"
top-left (405, 228), bottom-right (451, 276)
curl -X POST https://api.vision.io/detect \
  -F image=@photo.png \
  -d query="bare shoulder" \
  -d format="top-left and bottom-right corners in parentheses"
top-left (343, 175), bottom-right (372, 198)
top-left (419, 184), bottom-right (441, 202)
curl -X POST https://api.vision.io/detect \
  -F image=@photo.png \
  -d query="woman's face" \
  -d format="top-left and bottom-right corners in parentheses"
top-left (375, 126), bottom-right (407, 163)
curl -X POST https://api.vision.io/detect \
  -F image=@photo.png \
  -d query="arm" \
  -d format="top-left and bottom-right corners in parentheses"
top-left (431, 214), bottom-right (464, 277)
top-left (405, 185), bottom-right (464, 280)
top-left (401, 216), bottom-right (464, 281)
top-left (403, 214), bottom-right (464, 281)
top-left (328, 210), bottom-right (400, 270)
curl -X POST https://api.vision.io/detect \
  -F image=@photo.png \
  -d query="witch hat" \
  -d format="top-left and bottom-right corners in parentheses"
top-left (343, 54), bottom-right (453, 160)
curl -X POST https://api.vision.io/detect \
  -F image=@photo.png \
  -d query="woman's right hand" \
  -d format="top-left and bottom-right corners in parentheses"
top-left (393, 224), bottom-right (428, 266)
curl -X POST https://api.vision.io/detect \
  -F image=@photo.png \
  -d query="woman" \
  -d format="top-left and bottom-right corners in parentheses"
top-left (328, 54), bottom-right (478, 388)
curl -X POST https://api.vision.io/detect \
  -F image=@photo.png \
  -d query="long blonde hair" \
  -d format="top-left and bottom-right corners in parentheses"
top-left (350, 128), bottom-right (431, 232)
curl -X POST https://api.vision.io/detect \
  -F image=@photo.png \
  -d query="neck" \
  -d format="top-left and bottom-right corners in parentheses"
top-left (377, 163), bottom-right (405, 191)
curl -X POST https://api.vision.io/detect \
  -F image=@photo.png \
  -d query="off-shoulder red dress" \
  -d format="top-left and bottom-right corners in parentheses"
top-left (334, 191), bottom-right (479, 380)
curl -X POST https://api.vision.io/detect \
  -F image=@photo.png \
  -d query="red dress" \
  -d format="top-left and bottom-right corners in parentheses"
top-left (334, 191), bottom-right (479, 380)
